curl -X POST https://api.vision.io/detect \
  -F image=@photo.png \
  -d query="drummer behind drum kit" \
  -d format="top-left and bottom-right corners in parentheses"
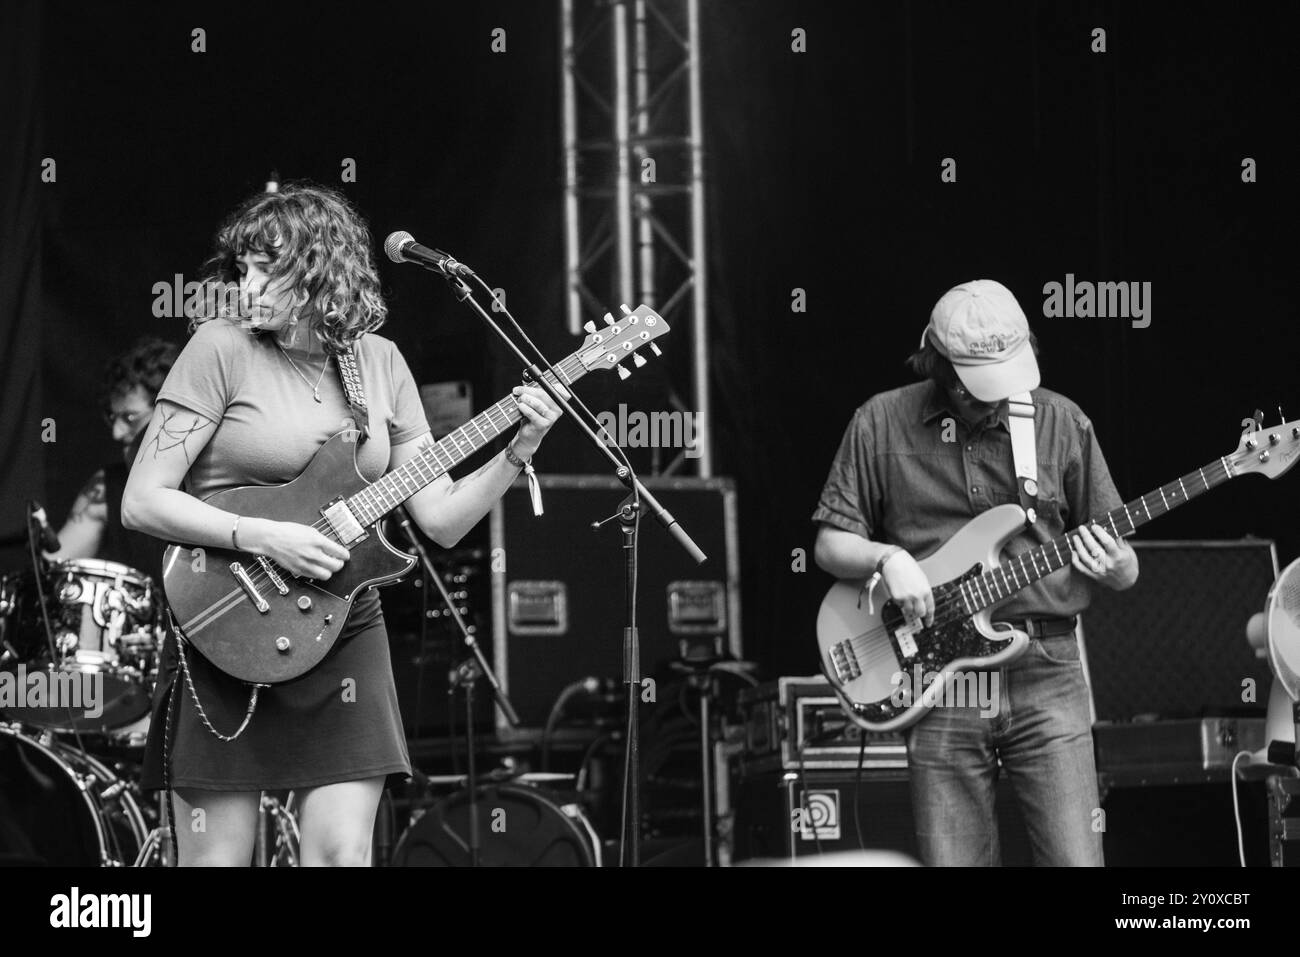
top-left (1, 558), bottom-right (165, 866)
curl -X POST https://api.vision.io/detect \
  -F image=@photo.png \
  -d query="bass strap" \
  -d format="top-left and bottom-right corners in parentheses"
top-left (1007, 390), bottom-right (1043, 533)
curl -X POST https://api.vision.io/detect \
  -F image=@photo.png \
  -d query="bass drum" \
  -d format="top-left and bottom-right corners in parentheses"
top-left (0, 725), bottom-right (147, 866)
top-left (392, 782), bottom-right (601, 867)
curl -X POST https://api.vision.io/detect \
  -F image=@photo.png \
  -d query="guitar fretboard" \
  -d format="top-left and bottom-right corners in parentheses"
top-left (954, 455), bottom-right (1237, 615)
top-left (342, 353), bottom-right (586, 525)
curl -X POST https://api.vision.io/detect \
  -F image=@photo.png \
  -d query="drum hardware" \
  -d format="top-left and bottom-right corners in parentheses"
top-left (254, 792), bottom-right (302, 866)
top-left (0, 725), bottom-right (147, 866)
top-left (0, 558), bottom-right (159, 734)
top-left (395, 507), bottom-right (523, 867)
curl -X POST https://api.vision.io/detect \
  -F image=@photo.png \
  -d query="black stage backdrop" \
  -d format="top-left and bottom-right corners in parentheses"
top-left (2, 1), bottom-right (1297, 681)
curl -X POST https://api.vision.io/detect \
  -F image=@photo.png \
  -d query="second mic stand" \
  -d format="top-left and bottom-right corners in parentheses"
top-left (396, 507), bottom-right (520, 867)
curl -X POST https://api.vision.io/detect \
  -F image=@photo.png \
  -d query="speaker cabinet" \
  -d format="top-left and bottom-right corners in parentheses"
top-left (1080, 539), bottom-right (1278, 721)
top-left (490, 475), bottom-right (740, 736)
top-left (732, 769), bottom-right (1032, 865)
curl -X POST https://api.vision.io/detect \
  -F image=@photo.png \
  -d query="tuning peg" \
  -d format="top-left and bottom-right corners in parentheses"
top-left (633, 353), bottom-right (646, 368)
top-left (620, 304), bottom-right (633, 316)
top-left (603, 312), bottom-right (615, 326)
top-left (649, 343), bottom-right (662, 357)
top-left (584, 321), bottom-right (597, 334)
top-left (616, 365), bottom-right (631, 380)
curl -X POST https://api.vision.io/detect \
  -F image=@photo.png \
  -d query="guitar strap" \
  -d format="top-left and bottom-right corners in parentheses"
top-left (1007, 390), bottom-right (1044, 533)
top-left (334, 342), bottom-right (371, 444)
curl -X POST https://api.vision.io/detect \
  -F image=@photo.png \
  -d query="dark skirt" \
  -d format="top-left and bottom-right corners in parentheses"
top-left (140, 588), bottom-right (411, 792)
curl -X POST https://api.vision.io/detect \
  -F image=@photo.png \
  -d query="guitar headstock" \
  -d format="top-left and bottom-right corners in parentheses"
top-left (577, 304), bottom-right (670, 380)
top-left (1229, 416), bottom-right (1300, 479)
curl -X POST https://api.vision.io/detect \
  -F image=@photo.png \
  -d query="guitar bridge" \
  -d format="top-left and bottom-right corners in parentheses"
top-left (829, 640), bottom-right (862, 682)
top-left (257, 556), bottom-right (290, 595)
top-left (230, 562), bottom-right (269, 614)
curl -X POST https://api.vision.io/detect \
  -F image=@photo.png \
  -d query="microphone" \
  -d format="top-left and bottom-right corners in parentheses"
top-left (28, 501), bottom-right (60, 553)
top-left (383, 231), bottom-right (474, 277)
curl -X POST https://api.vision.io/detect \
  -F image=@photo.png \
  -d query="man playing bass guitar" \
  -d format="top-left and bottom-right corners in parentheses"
top-left (812, 279), bottom-right (1139, 866)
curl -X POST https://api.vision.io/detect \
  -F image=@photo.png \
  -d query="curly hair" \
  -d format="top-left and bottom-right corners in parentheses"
top-left (194, 182), bottom-right (388, 354)
top-left (100, 336), bottom-right (180, 413)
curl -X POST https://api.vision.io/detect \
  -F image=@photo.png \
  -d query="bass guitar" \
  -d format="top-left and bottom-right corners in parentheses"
top-left (817, 415), bottom-right (1300, 731)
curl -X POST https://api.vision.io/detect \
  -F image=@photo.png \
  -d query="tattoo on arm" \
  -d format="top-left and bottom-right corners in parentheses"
top-left (136, 410), bottom-right (212, 465)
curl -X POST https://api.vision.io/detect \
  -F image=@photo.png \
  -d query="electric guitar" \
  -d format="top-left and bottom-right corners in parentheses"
top-left (817, 415), bottom-right (1300, 732)
top-left (162, 305), bottom-right (668, 684)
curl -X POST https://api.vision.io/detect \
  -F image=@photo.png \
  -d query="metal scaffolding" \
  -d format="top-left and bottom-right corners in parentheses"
top-left (560, 0), bottom-right (712, 476)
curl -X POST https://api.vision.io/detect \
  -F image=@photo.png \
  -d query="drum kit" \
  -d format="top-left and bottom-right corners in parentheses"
top-left (0, 554), bottom-right (605, 867)
top-left (0, 557), bottom-right (164, 866)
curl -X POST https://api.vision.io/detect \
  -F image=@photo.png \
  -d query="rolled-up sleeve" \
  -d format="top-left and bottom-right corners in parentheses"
top-left (811, 405), bottom-right (880, 540)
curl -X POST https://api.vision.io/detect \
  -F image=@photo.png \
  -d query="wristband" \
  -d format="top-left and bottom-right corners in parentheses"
top-left (874, 545), bottom-right (903, 577)
top-left (504, 441), bottom-right (530, 470)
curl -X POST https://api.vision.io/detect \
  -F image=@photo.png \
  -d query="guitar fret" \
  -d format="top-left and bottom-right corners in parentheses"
top-left (1158, 487), bottom-right (1169, 511)
top-left (1198, 467), bottom-right (1208, 490)
top-left (1177, 478), bottom-right (1188, 500)
top-left (1142, 497), bottom-right (1152, 521)
top-left (1052, 539), bottom-right (1064, 566)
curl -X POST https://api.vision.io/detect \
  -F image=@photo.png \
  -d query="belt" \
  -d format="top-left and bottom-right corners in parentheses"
top-left (1003, 616), bottom-right (1077, 639)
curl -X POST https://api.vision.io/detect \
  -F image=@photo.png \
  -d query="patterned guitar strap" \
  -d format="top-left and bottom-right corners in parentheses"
top-left (177, 340), bottom-right (372, 743)
top-left (334, 341), bottom-right (371, 444)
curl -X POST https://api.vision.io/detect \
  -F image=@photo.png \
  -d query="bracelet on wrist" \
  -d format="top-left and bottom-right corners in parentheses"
top-left (504, 441), bottom-right (530, 470)
top-left (874, 545), bottom-right (902, 577)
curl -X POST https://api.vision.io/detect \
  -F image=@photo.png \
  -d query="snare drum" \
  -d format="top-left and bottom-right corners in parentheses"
top-left (391, 782), bottom-right (601, 866)
top-left (0, 725), bottom-right (147, 866)
top-left (1, 559), bottom-right (159, 733)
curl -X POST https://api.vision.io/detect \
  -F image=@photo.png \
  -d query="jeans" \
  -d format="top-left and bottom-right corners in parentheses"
top-left (903, 632), bottom-right (1103, 866)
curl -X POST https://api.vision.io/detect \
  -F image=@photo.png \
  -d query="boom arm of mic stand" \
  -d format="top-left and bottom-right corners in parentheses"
top-left (395, 507), bottom-right (520, 728)
top-left (442, 275), bottom-right (706, 565)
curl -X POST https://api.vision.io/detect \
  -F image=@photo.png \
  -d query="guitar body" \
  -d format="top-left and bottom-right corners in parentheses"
top-left (817, 504), bottom-right (1035, 732)
top-left (161, 431), bottom-right (416, 684)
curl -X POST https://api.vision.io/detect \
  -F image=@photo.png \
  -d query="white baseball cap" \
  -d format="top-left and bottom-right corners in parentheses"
top-left (925, 279), bottom-right (1040, 402)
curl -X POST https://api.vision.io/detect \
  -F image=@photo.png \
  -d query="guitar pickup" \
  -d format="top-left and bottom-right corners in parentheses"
top-left (257, 556), bottom-right (290, 595)
top-left (230, 562), bottom-right (269, 614)
top-left (321, 498), bottom-right (367, 546)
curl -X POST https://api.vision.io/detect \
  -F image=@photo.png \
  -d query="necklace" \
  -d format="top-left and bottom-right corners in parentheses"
top-left (275, 340), bottom-right (331, 403)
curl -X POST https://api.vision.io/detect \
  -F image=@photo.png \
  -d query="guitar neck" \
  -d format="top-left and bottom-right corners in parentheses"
top-left (962, 455), bottom-right (1237, 613)
top-left (342, 354), bottom-right (587, 526)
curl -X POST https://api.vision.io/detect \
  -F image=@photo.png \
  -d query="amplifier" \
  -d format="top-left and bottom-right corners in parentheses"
top-left (1269, 775), bottom-right (1300, 866)
top-left (736, 676), bottom-right (906, 773)
top-left (1093, 718), bottom-right (1269, 786)
top-left (730, 768), bottom-right (1032, 864)
top-left (1080, 539), bottom-right (1277, 721)
top-left (490, 475), bottom-right (740, 736)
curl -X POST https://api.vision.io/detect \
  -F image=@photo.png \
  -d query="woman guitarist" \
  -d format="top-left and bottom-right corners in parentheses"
top-left (125, 184), bottom-right (561, 866)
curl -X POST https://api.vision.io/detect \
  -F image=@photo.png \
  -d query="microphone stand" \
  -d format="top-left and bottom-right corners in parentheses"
top-left (426, 268), bottom-right (707, 867)
top-left (395, 507), bottom-right (519, 867)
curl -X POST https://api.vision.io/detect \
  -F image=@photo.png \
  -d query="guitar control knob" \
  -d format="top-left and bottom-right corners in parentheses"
top-left (275, 636), bottom-right (291, 652)
top-left (297, 596), bottom-right (312, 611)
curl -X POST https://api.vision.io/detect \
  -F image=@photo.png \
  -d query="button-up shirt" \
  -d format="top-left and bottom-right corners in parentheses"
top-left (812, 379), bottom-right (1123, 620)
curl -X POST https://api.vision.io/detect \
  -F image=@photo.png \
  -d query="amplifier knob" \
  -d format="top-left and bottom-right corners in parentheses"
top-left (275, 636), bottom-right (291, 652)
